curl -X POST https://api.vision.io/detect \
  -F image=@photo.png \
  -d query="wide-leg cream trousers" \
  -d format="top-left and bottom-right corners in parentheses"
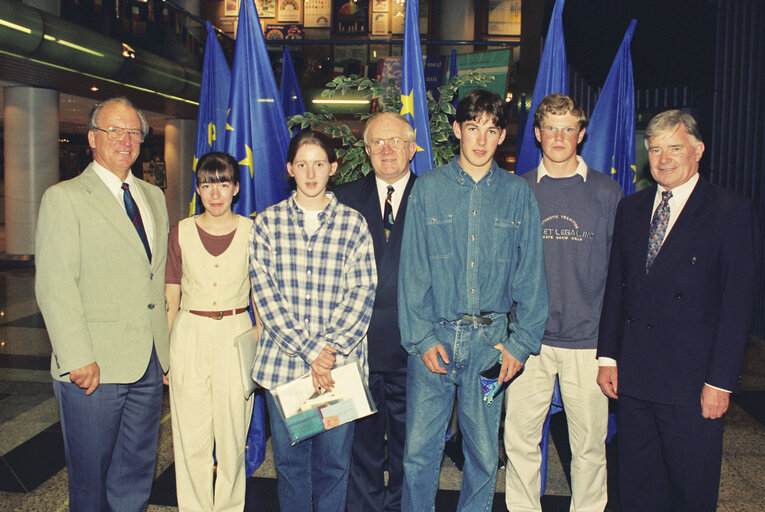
top-left (169, 310), bottom-right (254, 512)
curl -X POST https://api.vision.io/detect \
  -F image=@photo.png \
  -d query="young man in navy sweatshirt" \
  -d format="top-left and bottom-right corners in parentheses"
top-left (503, 93), bottom-right (622, 512)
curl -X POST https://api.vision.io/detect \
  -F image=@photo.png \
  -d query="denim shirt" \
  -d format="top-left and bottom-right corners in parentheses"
top-left (398, 157), bottom-right (548, 364)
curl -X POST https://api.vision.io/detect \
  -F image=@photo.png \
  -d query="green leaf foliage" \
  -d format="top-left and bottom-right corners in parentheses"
top-left (286, 71), bottom-right (494, 184)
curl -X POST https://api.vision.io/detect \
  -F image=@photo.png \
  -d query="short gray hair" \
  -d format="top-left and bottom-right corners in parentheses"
top-left (87, 97), bottom-right (149, 136)
top-left (644, 109), bottom-right (702, 149)
top-left (363, 112), bottom-right (415, 145)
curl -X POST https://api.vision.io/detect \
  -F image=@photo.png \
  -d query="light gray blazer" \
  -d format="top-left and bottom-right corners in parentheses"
top-left (35, 163), bottom-right (170, 383)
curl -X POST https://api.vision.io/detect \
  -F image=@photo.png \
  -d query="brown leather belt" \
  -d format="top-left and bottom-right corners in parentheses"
top-left (188, 307), bottom-right (249, 320)
top-left (458, 313), bottom-right (494, 325)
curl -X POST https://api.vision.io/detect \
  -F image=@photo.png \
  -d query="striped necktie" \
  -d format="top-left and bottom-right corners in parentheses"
top-left (383, 185), bottom-right (394, 241)
top-left (122, 182), bottom-right (152, 261)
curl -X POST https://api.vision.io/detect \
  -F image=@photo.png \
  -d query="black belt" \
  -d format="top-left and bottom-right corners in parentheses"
top-left (458, 313), bottom-right (495, 325)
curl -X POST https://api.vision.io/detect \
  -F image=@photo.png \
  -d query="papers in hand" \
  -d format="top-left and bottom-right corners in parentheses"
top-left (270, 361), bottom-right (376, 445)
top-left (233, 326), bottom-right (260, 398)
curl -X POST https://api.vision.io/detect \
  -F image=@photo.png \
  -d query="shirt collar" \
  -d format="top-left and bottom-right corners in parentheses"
top-left (288, 191), bottom-right (337, 220)
top-left (375, 172), bottom-right (411, 195)
top-left (91, 160), bottom-right (136, 192)
top-left (656, 172), bottom-right (699, 203)
top-left (450, 156), bottom-right (498, 187)
top-left (535, 155), bottom-right (588, 182)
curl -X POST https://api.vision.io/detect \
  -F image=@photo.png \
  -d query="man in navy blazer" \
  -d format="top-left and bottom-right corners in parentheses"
top-left (597, 110), bottom-right (760, 512)
top-left (334, 112), bottom-right (417, 511)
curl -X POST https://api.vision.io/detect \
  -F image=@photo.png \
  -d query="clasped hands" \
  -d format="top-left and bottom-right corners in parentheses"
top-left (310, 344), bottom-right (338, 394)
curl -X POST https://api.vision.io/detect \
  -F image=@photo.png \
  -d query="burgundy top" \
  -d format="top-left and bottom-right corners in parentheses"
top-left (165, 222), bottom-right (237, 285)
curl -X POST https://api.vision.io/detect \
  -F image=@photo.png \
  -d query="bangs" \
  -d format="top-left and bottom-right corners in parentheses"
top-left (197, 166), bottom-right (235, 184)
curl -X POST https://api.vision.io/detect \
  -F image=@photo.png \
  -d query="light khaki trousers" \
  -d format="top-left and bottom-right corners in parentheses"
top-left (504, 346), bottom-right (608, 512)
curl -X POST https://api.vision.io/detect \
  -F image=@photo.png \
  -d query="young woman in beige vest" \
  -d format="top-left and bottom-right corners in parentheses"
top-left (165, 152), bottom-right (257, 511)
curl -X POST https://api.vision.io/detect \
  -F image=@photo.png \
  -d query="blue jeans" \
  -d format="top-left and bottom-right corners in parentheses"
top-left (266, 391), bottom-right (354, 512)
top-left (402, 314), bottom-right (507, 512)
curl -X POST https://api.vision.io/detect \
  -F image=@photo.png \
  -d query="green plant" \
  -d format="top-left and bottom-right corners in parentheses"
top-left (287, 71), bottom-right (494, 184)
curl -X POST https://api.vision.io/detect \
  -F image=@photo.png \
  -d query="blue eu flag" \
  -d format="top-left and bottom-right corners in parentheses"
top-left (400, 0), bottom-right (434, 175)
top-left (515, 0), bottom-right (568, 175)
top-left (224, 0), bottom-right (291, 218)
top-left (581, 20), bottom-right (638, 196)
top-left (190, 22), bottom-right (231, 216)
top-left (225, 0), bottom-right (291, 476)
top-left (280, 46), bottom-right (305, 120)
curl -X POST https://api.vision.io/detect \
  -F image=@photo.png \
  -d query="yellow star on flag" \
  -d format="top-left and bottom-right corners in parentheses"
top-left (226, 109), bottom-right (234, 131)
top-left (412, 128), bottom-right (424, 153)
top-left (239, 144), bottom-right (254, 179)
top-left (207, 121), bottom-right (217, 146)
top-left (400, 90), bottom-right (415, 118)
top-left (189, 154), bottom-right (199, 216)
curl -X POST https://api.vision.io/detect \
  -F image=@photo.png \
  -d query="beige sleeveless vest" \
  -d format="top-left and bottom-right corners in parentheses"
top-left (178, 216), bottom-right (252, 311)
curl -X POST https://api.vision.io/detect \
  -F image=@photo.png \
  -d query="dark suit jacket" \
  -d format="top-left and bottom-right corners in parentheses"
top-left (598, 176), bottom-right (760, 406)
top-left (334, 172), bottom-right (416, 372)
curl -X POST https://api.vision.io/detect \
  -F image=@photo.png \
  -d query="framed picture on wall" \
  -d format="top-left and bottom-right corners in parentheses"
top-left (277, 0), bottom-right (301, 22)
top-left (333, 0), bottom-right (369, 34)
top-left (305, 0), bottom-right (331, 28)
top-left (372, 12), bottom-right (389, 35)
top-left (391, 1), bottom-right (404, 34)
top-left (258, 0), bottom-right (277, 18)
top-left (488, 0), bottom-right (521, 36)
top-left (224, 0), bottom-right (239, 16)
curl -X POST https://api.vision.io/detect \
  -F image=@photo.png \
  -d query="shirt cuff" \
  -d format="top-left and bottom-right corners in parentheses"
top-left (598, 357), bottom-right (617, 367)
top-left (705, 383), bottom-right (731, 393)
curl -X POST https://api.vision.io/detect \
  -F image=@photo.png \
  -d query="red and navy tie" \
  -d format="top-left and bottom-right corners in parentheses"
top-left (122, 182), bottom-right (152, 261)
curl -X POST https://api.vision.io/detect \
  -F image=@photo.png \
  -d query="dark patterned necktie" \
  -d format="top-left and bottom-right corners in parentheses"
top-left (383, 185), bottom-right (394, 241)
top-left (645, 190), bottom-right (672, 273)
top-left (122, 182), bottom-right (152, 261)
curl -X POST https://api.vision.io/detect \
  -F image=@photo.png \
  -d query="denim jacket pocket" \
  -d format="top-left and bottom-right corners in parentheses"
top-left (426, 215), bottom-right (454, 260)
top-left (493, 218), bottom-right (521, 263)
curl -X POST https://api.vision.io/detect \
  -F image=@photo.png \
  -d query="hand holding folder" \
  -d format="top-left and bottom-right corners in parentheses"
top-left (270, 361), bottom-right (377, 445)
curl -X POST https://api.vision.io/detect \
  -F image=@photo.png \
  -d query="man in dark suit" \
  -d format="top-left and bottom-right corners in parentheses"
top-left (597, 110), bottom-right (760, 512)
top-left (35, 97), bottom-right (169, 511)
top-left (335, 112), bottom-right (417, 512)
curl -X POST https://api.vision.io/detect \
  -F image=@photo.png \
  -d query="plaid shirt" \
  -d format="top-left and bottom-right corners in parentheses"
top-left (249, 193), bottom-right (377, 389)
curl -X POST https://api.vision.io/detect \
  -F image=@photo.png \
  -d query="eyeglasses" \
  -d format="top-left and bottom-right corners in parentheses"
top-left (93, 126), bottom-right (145, 143)
top-left (539, 126), bottom-right (579, 138)
top-left (367, 137), bottom-right (411, 153)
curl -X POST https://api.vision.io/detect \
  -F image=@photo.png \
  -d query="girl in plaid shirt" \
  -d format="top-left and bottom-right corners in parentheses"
top-left (249, 130), bottom-right (377, 511)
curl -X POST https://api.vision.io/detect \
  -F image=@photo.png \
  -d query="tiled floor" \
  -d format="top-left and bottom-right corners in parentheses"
top-left (1, 256), bottom-right (763, 511)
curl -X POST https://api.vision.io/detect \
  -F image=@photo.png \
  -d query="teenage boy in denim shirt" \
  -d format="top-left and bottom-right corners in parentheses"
top-left (398, 89), bottom-right (548, 512)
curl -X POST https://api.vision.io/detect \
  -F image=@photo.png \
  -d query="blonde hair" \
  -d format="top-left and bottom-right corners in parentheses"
top-left (533, 93), bottom-right (587, 130)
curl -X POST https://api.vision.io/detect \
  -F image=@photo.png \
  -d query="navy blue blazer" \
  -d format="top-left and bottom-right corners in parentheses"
top-left (334, 172), bottom-right (416, 372)
top-left (598, 177), bottom-right (760, 405)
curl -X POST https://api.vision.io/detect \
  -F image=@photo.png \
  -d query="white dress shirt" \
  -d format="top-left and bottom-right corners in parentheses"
top-left (92, 161), bottom-right (155, 253)
top-left (650, 172), bottom-right (699, 240)
top-left (375, 173), bottom-right (411, 221)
